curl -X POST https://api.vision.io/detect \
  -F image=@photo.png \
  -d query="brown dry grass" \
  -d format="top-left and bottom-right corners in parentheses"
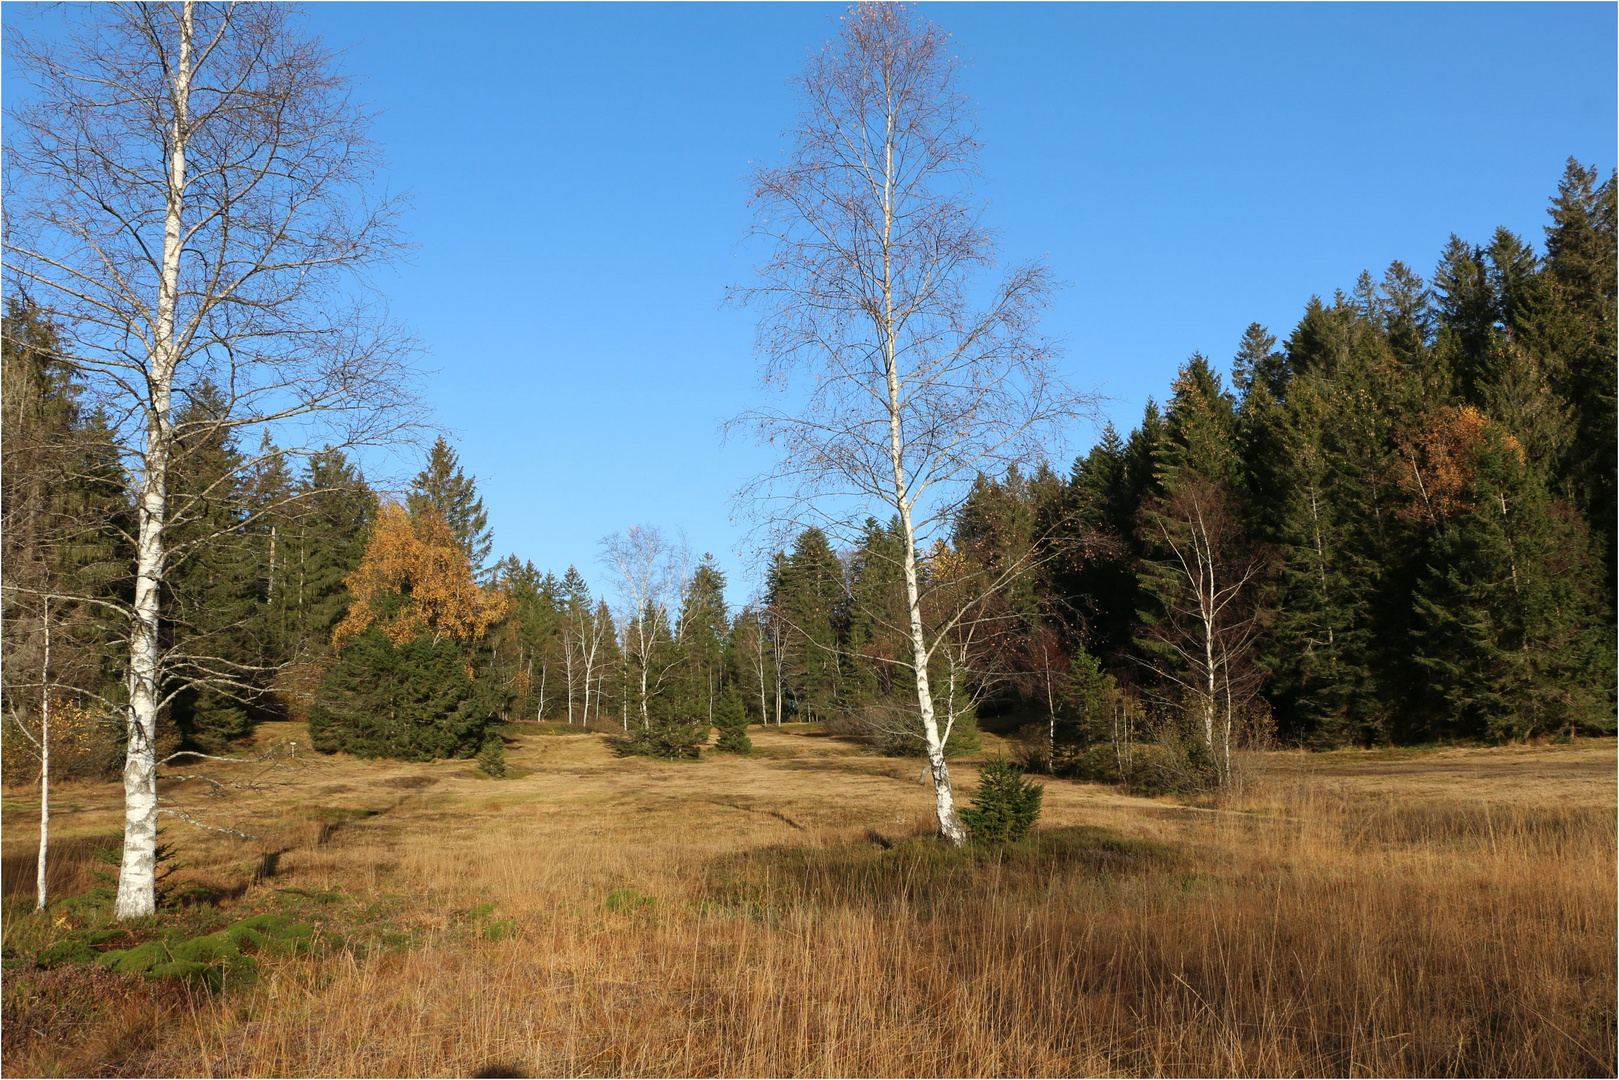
top-left (2, 725), bottom-right (1614, 1078)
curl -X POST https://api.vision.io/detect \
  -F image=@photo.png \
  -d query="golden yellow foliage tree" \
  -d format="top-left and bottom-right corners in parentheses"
top-left (333, 502), bottom-right (510, 650)
top-left (1398, 405), bottom-right (1524, 524)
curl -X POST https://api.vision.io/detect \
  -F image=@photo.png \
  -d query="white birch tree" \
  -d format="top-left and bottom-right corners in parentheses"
top-left (732, 3), bottom-right (1084, 843)
top-left (1137, 475), bottom-right (1272, 785)
top-left (4, 2), bottom-right (419, 918)
top-left (600, 526), bottom-right (691, 728)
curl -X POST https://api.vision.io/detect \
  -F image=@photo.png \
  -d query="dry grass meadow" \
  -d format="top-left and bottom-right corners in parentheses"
top-left (2, 723), bottom-right (1614, 1078)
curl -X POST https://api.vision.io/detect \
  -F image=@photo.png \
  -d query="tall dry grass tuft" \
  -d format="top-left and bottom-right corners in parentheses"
top-left (3, 731), bottom-right (1614, 1077)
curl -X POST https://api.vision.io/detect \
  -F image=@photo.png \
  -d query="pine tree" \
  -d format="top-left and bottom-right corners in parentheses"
top-left (1059, 426), bottom-right (1137, 663)
top-left (960, 758), bottom-right (1043, 843)
top-left (490, 557), bottom-right (564, 722)
top-left (1159, 354), bottom-right (1242, 493)
top-left (312, 502), bottom-right (510, 760)
top-left (712, 683), bottom-right (752, 754)
top-left (1, 298), bottom-right (130, 780)
top-left (408, 436), bottom-right (493, 579)
top-left (771, 528), bottom-right (844, 723)
top-left (1231, 323), bottom-right (1287, 401)
top-left (842, 517), bottom-right (910, 706)
top-left (1408, 410), bottom-right (1613, 739)
top-left (282, 450), bottom-right (374, 661)
top-left (679, 556), bottom-right (730, 722)
top-left (1051, 647), bottom-right (1117, 773)
top-left (1539, 160), bottom-right (1617, 593)
top-left (310, 629), bottom-right (500, 760)
top-left (164, 383), bottom-right (266, 749)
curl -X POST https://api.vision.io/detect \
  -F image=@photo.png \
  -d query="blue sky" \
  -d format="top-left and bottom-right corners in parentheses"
top-left (7, 3), bottom-right (1615, 604)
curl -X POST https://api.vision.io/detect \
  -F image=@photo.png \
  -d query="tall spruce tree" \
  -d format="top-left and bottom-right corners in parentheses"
top-left (409, 437), bottom-right (494, 579)
top-left (679, 557), bottom-right (730, 722)
top-left (770, 528), bottom-right (845, 723)
top-left (1, 299), bottom-right (130, 780)
top-left (163, 384), bottom-right (266, 749)
top-left (1407, 410), bottom-right (1613, 739)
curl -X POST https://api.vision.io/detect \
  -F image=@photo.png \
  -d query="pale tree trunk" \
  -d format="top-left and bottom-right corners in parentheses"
top-left (771, 622), bottom-right (785, 725)
top-left (751, 625), bottom-right (769, 725)
top-left (579, 638), bottom-right (593, 725)
top-left (35, 599), bottom-right (51, 912)
top-left (1043, 644), bottom-right (1057, 772)
top-left (563, 629), bottom-right (576, 725)
top-left (878, 106), bottom-right (964, 845)
top-left (897, 504), bottom-right (964, 844)
top-left (116, 4), bottom-right (192, 920)
top-left (1194, 522), bottom-right (1219, 769)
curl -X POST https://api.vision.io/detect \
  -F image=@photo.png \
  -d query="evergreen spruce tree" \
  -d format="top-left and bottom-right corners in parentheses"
top-left (1050, 647), bottom-right (1117, 773)
top-left (310, 628), bottom-right (498, 760)
top-left (1231, 323), bottom-right (1288, 401)
top-left (311, 503), bottom-right (509, 759)
top-left (712, 682), bottom-right (752, 754)
top-left (842, 517), bottom-right (911, 706)
top-left (163, 384), bottom-right (266, 749)
top-left (960, 758), bottom-right (1043, 843)
top-left (1409, 411), bottom-right (1613, 739)
top-left (283, 451), bottom-right (374, 662)
top-left (679, 556), bottom-right (730, 722)
top-left (1, 298), bottom-right (131, 779)
top-left (408, 436), bottom-right (493, 579)
top-left (771, 528), bottom-right (844, 723)
top-left (1539, 161), bottom-right (1616, 593)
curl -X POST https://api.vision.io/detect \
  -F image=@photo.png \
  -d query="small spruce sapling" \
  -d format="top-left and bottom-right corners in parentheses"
top-left (961, 758), bottom-right (1043, 843)
top-left (713, 684), bottom-right (752, 755)
top-left (477, 733), bottom-right (507, 777)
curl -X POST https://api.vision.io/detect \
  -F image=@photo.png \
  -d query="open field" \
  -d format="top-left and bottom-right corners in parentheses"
top-left (3, 726), bottom-right (1614, 1078)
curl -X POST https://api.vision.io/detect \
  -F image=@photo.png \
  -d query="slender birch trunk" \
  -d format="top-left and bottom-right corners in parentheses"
top-left (876, 101), bottom-right (964, 845)
top-left (35, 599), bottom-right (51, 912)
top-left (1043, 644), bottom-right (1057, 771)
top-left (115, 3), bottom-right (193, 920)
top-left (563, 631), bottom-right (576, 725)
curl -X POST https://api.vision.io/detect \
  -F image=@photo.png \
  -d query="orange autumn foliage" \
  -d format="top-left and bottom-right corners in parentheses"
top-left (1397, 405), bottom-right (1523, 523)
top-left (332, 502), bottom-right (510, 650)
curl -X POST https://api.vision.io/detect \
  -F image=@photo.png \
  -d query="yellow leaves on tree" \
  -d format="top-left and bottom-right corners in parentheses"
top-left (1397, 405), bottom-right (1524, 524)
top-left (332, 502), bottom-right (510, 650)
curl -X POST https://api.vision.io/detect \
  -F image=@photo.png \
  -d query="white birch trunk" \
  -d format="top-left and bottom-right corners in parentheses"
top-left (35, 599), bottom-right (51, 912)
top-left (563, 630), bottom-right (576, 725)
top-left (877, 104), bottom-right (965, 845)
top-left (116, 3), bottom-right (192, 920)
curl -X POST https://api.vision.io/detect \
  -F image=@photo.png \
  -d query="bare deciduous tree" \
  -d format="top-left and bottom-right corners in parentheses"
top-left (1137, 475), bottom-right (1273, 785)
top-left (732, 3), bottom-right (1086, 843)
top-left (4, 2), bottom-right (421, 918)
top-left (599, 526), bottom-right (692, 729)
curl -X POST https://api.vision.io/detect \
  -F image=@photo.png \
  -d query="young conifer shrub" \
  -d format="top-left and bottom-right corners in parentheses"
top-left (961, 758), bottom-right (1044, 843)
top-left (713, 684), bottom-right (752, 755)
top-left (308, 628), bottom-right (497, 760)
top-left (476, 732), bottom-right (507, 776)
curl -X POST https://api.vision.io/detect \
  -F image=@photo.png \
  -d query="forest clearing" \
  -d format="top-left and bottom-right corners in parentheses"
top-left (3, 725), bottom-right (1613, 1078)
top-left (2, 4), bottom-right (1614, 1077)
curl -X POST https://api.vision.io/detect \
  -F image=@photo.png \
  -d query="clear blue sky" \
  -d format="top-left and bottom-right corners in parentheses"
top-left (8, 3), bottom-right (1615, 605)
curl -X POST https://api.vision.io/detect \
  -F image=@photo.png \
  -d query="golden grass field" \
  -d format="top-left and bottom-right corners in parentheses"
top-left (2, 723), bottom-right (1615, 1078)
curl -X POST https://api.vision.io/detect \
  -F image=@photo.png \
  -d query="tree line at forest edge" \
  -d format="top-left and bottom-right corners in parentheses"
top-left (3, 160), bottom-right (1614, 792)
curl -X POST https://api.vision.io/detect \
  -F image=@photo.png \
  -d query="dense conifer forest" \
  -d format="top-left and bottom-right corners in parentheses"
top-left (3, 162), bottom-right (1613, 788)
